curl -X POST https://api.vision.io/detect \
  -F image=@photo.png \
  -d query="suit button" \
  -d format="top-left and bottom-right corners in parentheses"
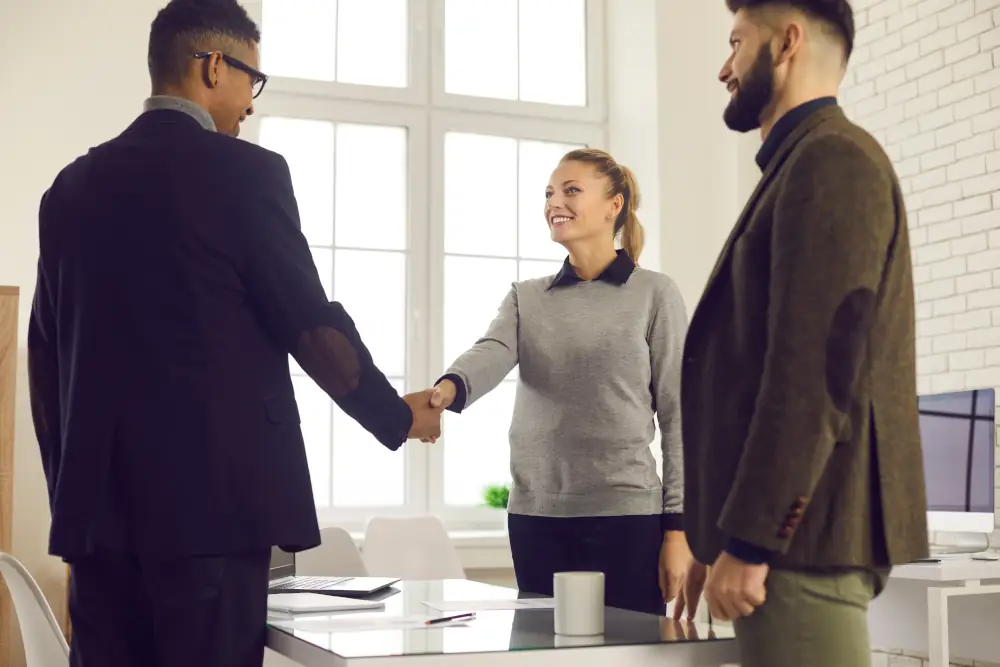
top-left (777, 527), bottom-right (791, 539)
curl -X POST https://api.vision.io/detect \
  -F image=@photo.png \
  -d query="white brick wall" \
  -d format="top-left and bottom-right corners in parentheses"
top-left (844, 1), bottom-right (1000, 665)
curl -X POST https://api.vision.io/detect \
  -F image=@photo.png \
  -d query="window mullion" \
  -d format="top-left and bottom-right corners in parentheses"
top-left (255, 0), bottom-right (607, 529)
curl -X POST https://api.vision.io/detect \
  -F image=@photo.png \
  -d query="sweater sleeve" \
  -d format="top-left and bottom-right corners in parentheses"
top-left (440, 285), bottom-right (519, 411)
top-left (648, 276), bottom-right (688, 529)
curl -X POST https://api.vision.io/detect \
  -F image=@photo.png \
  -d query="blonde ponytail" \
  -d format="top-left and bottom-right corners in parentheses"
top-left (616, 164), bottom-right (644, 263)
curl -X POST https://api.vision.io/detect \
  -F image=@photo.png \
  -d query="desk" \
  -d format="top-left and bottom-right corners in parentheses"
top-left (868, 558), bottom-right (1000, 667)
top-left (266, 580), bottom-right (738, 666)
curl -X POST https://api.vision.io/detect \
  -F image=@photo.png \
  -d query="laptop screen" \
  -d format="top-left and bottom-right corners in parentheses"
top-left (269, 546), bottom-right (295, 582)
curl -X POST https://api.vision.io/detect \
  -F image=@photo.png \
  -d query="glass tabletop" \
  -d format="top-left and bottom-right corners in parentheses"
top-left (266, 579), bottom-right (734, 659)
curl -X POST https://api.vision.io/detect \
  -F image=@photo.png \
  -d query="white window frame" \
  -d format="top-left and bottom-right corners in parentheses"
top-left (247, 0), bottom-right (431, 107)
top-left (244, 0), bottom-right (608, 534)
top-left (429, 0), bottom-right (607, 123)
top-left (241, 98), bottom-right (432, 531)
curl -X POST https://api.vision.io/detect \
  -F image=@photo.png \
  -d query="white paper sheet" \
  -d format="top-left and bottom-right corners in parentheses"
top-left (422, 598), bottom-right (556, 612)
top-left (270, 614), bottom-right (470, 633)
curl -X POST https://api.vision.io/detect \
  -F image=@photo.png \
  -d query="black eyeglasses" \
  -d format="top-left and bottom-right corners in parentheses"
top-left (193, 51), bottom-right (268, 99)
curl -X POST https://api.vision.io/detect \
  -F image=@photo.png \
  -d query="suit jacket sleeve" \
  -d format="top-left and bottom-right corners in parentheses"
top-left (717, 135), bottom-right (898, 553)
top-left (240, 150), bottom-right (412, 450)
top-left (27, 199), bottom-right (62, 507)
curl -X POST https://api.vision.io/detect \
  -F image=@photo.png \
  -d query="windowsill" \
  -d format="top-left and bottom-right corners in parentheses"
top-left (345, 528), bottom-right (513, 571)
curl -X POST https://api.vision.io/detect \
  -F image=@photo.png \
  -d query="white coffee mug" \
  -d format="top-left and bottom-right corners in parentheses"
top-left (553, 571), bottom-right (605, 636)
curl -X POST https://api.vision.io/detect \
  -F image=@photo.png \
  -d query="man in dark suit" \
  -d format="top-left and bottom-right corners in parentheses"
top-left (26, 1), bottom-right (442, 665)
top-left (673, 2), bottom-right (928, 666)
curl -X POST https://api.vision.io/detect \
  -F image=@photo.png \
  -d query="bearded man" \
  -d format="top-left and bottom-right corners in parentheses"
top-left (673, 2), bottom-right (929, 666)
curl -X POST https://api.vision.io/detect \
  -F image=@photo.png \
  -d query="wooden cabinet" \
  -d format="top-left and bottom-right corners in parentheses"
top-left (0, 286), bottom-right (19, 667)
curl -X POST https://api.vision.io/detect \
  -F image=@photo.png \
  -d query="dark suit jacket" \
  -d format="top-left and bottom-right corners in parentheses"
top-left (28, 109), bottom-right (413, 559)
top-left (682, 106), bottom-right (929, 569)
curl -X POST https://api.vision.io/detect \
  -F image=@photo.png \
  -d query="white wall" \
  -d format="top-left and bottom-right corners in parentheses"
top-left (843, 0), bottom-right (1000, 544)
top-left (656, 0), bottom-right (762, 312)
top-left (607, 0), bottom-right (759, 312)
top-left (840, 0), bottom-right (1000, 665)
top-left (605, 0), bottom-right (663, 272)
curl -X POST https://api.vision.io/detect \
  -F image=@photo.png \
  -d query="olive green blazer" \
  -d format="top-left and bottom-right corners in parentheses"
top-left (682, 105), bottom-right (929, 569)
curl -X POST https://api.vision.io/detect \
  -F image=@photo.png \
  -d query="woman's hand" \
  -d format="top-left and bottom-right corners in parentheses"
top-left (418, 380), bottom-right (456, 443)
top-left (658, 530), bottom-right (694, 604)
top-left (672, 560), bottom-right (709, 621)
top-left (431, 379), bottom-right (456, 410)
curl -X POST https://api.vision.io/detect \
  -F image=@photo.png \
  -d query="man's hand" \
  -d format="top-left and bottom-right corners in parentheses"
top-left (402, 389), bottom-right (443, 442)
top-left (658, 530), bottom-right (694, 604)
top-left (672, 560), bottom-right (708, 621)
top-left (703, 551), bottom-right (768, 621)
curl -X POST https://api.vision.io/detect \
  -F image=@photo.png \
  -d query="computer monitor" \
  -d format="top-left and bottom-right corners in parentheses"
top-left (919, 388), bottom-right (996, 534)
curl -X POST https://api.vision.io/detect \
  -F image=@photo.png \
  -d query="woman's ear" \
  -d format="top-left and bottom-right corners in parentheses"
top-left (612, 193), bottom-right (625, 218)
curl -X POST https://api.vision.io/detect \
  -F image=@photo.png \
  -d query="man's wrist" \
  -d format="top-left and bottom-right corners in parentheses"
top-left (725, 536), bottom-right (775, 565)
top-left (660, 512), bottom-right (684, 533)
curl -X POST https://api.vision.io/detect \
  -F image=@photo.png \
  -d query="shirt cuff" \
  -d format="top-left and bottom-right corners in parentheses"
top-left (436, 373), bottom-right (468, 413)
top-left (661, 513), bottom-right (684, 532)
top-left (725, 536), bottom-right (776, 565)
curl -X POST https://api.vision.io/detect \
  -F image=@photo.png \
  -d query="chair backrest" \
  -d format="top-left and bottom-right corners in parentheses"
top-left (294, 526), bottom-right (368, 577)
top-left (0, 553), bottom-right (69, 666)
top-left (362, 516), bottom-right (466, 580)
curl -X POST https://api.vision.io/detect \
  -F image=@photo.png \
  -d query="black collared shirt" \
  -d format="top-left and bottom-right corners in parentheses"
top-left (547, 249), bottom-right (636, 289)
top-left (755, 97), bottom-right (838, 171)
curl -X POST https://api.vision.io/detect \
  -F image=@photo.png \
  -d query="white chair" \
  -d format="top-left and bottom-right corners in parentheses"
top-left (0, 553), bottom-right (69, 666)
top-left (294, 526), bottom-right (368, 577)
top-left (362, 516), bottom-right (466, 580)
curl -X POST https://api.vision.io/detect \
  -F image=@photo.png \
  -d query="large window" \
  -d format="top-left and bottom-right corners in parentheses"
top-left (243, 0), bottom-right (606, 531)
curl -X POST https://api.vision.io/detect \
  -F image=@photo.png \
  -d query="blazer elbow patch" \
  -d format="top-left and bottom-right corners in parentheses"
top-left (825, 288), bottom-right (876, 413)
top-left (296, 327), bottom-right (362, 398)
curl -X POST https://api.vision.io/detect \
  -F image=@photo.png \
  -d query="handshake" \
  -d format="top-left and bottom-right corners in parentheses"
top-left (402, 379), bottom-right (457, 442)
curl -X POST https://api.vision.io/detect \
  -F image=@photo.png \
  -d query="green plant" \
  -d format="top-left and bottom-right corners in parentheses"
top-left (483, 484), bottom-right (510, 509)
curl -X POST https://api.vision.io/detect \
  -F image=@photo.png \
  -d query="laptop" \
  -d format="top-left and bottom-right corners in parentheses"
top-left (267, 592), bottom-right (385, 615)
top-left (267, 546), bottom-right (400, 597)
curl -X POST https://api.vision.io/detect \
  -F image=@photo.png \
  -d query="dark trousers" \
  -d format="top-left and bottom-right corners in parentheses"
top-left (508, 513), bottom-right (665, 616)
top-left (68, 550), bottom-right (271, 667)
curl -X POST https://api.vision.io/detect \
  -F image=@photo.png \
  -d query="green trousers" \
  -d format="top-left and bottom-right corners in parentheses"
top-left (732, 568), bottom-right (889, 667)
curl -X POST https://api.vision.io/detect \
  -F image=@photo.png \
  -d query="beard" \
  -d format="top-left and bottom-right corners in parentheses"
top-left (723, 44), bottom-right (776, 133)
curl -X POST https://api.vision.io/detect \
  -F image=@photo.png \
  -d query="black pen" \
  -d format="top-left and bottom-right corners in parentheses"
top-left (426, 612), bottom-right (476, 625)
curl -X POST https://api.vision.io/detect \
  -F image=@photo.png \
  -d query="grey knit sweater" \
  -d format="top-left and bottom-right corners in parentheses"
top-left (443, 253), bottom-right (688, 525)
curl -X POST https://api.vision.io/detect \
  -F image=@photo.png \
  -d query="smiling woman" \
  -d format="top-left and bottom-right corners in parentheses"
top-left (432, 147), bottom-right (691, 617)
top-left (548, 148), bottom-right (644, 266)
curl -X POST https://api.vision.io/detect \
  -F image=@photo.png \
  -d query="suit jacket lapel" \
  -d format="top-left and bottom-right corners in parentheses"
top-left (697, 106), bottom-right (845, 310)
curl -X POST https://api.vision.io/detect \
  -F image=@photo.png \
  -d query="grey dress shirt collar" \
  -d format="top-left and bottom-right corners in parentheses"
top-left (143, 95), bottom-right (217, 132)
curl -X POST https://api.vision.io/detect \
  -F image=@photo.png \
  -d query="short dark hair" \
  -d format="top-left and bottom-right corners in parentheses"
top-left (726, 0), bottom-right (855, 62)
top-left (148, 0), bottom-right (261, 90)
